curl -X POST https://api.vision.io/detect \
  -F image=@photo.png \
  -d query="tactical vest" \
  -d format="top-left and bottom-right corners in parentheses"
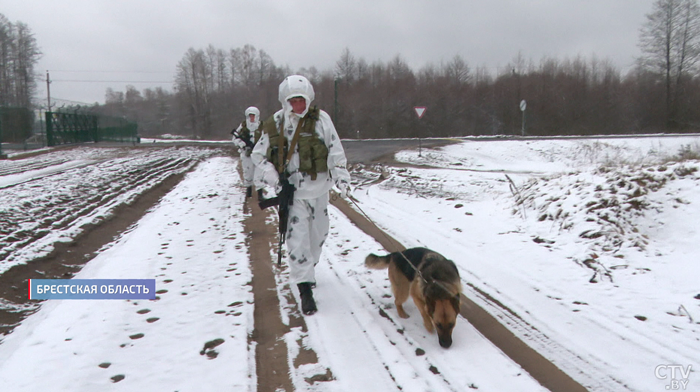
top-left (238, 121), bottom-right (252, 144)
top-left (253, 126), bottom-right (262, 144)
top-left (264, 106), bottom-right (329, 180)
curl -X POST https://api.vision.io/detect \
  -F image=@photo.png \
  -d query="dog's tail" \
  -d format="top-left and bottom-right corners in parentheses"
top-left (365, 253), bottom-right (391, 270)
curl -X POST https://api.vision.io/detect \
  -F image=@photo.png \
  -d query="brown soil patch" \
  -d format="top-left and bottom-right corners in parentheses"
top-left (243, 191), bottom-right (294, 392)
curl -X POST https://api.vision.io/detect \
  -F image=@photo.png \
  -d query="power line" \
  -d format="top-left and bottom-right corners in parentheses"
top-left (51, 79), bottom-right (173, 83)
top-left (35, 73), bottom-right (173, 84)
top-left (49, 70), bottom-right (173, 74)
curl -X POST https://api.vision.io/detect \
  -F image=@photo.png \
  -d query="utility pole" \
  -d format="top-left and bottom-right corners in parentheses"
top-left (334, 78), bottom-right (339, 124)
top-left (46, 70), bottom-right (52, 112)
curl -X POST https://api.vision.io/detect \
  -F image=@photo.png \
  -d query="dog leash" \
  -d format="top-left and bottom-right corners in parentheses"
top-left (333, 186), bottom-right (458, 297)
top-left (339, 191), bottom-right (434, 287)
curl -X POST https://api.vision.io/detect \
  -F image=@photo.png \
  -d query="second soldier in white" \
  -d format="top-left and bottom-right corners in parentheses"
top-left (232, 106), bottom-right (260, 198)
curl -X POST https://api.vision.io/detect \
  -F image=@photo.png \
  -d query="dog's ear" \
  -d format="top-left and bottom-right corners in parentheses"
top-left (450, 293), bottom-right (461, 313)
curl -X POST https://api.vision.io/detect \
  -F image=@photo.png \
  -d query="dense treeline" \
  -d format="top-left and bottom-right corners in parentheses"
top-left (0, 13), bottom-right (41, 109)
top-left (97, 45), bottom-right (700, 140)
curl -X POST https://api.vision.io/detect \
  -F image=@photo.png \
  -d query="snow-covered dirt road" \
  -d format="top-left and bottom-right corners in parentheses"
top-left (0, 137), bottom-right (698, 392)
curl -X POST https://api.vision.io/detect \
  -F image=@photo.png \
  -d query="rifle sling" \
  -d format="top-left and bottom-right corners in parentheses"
top-left (277, 114), bottom-right (307, 174)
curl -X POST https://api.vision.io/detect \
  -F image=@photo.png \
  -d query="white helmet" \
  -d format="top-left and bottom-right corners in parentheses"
top-left (278, 75), bottom-right (314, 116)
top-left (244, 106), bottom-right (260, 128)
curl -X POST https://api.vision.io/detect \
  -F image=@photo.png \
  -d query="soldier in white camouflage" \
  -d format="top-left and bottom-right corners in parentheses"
top-left (251, 75), bottom-right (351, 315)
top-left (232, 106), bottom-right (260, 198)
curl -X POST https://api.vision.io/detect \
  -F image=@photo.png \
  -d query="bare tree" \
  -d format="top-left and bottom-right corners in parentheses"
top-left (0, 14), bottom-right (41, 108)
top-left (444, 55), bottom-right (470, 85)
top-left (335, 47), bottom-right (357, 83)
top-left (638, 0), bottom-right (700, 128)
top-left (0, 14), bottom-right (14, 105)
top-left (208, 46), bottom-right (228, 93)
top-left (175, 48), bottom-right (213, 138)
top-left (238, 44), bottom-right (258, 87)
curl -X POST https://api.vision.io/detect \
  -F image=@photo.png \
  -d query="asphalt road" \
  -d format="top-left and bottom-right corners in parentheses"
top-left (341, 138), bottom-right (456, 164)
top-left (340, 133), bottom-right (700, 164)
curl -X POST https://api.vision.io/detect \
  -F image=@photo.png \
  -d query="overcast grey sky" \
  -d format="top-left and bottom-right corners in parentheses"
top-left (3, 0), bottom-right (655, 105)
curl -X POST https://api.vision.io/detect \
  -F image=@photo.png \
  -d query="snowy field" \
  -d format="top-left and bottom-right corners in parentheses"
top-left (0, 136), bottom-right (698, 391)
top-left (368, 136), bottom-right (700, 391)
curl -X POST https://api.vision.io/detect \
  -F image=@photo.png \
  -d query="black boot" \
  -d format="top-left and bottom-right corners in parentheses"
top-left (257, 188), bottom-right (264, 200)
top-left (246, 186), bottom-right (252, 198)
top-left (297, 282), bottom-right (317, 315)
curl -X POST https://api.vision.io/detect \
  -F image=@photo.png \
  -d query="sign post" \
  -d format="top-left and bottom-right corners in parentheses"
top-left (519, 100), bottom-right (527, 136)
top-left (414, 106), bottom-right (426, 157)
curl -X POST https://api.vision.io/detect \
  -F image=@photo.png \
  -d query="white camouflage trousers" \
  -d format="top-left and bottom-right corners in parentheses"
top-left (240, 153), bottom-right (255, 187)
top-left (285, 193), bottom-right (330, 284)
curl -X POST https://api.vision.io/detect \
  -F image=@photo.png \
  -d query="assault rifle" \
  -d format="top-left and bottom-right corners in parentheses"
top-left (231, 129), bottom-right (255, 150)
top-left (258, 172), bottom-right (295, 265)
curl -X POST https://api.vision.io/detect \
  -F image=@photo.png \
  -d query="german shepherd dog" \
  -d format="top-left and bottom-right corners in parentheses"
top-left (365, 247), bottom-right (462, 348)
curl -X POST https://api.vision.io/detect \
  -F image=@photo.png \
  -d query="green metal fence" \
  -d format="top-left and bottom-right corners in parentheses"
top-left (45, 111), bottom-right (139, 147)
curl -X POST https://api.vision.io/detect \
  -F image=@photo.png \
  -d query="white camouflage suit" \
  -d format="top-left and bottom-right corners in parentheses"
top-left (251, 76), bottom-right (351, 285)
top-left (232, 106), bottom-right (260, 188)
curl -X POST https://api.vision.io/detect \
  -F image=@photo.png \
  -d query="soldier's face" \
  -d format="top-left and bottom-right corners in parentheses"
top-left (248, 114), bottom-right (256, 122)
top-left (289, 97), bottom-right (306, 114)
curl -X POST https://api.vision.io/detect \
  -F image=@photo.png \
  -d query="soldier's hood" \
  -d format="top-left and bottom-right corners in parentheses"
top-left (278, 75), bottom-right (314, 118)
top-left (244, 106), bottom-right (260, 129)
